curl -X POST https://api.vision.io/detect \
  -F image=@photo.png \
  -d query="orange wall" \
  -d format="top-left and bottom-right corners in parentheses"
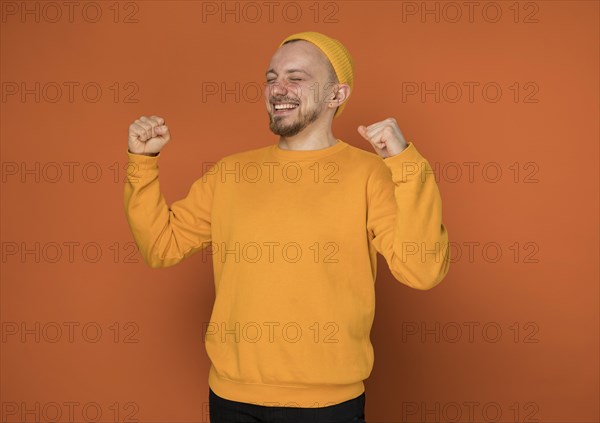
top-left (1, 1), bottom-right (598, 422)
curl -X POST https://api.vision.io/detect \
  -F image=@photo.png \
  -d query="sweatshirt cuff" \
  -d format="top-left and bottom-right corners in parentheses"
top-left (382, 141), bottom-right (427, 184)
top-left (127, 149), bottom-right (160, 171)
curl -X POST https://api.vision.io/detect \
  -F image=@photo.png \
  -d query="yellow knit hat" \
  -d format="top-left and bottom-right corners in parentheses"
top-left (279, 31), bottom-right (354, 118)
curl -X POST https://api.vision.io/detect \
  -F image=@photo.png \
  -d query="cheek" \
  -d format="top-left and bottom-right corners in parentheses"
top-left (264, 85), bottom-right (272, 101)
top-left (288, 85), bottom-right (303, 99)
top-left (291, 87), bottom-right (308, 106)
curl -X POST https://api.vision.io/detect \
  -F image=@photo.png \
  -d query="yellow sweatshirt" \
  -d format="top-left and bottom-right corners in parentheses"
top-left (123, 139), bottom-right (450, 408)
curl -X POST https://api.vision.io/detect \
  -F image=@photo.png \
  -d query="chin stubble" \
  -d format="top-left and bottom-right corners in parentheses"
top-left (268, 103), bottom-right (322, 137)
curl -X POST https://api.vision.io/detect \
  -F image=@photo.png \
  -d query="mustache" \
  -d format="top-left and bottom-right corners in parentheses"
top-left (270, 97), bottom-right (300, 104)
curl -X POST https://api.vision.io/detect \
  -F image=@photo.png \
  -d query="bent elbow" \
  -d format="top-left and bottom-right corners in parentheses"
top-left (391, 270), bottom-right (443, 290)
top-left (138, 249), bottom-right (178, 269)
top-left (140, 254), bottom-right (166, 269)
top-left (147, 259), bottom-right (166, 269)
top-left (390, 252), bottom-right (451, 291)
top-left (146, 255), bottom-right (182, 269)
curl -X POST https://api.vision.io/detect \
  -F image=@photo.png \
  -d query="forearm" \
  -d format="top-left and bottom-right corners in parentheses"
top-left (383, 144), bottom-right (450, 289)
top-left (123, 151), bottom-right (193, 268)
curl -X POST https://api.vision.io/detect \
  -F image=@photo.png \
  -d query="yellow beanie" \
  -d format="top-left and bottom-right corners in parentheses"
top-left (279, 31), bottom-right (354, 118)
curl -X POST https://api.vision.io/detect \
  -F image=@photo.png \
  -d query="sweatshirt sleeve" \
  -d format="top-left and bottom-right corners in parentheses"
top-left (123, 150), bottom-right (219, 268)
top-left (366, 141), bottom-right (450, 290)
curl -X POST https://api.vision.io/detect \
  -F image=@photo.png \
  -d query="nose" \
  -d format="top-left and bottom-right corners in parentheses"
top-left (267, 79), bottom-right (288, 99)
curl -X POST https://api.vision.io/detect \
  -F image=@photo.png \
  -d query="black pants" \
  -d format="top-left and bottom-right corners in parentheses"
top-left (209, 388), bottom-right (366, 423)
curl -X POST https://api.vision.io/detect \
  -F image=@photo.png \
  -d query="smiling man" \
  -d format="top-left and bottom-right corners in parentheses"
top-left (266, 36), bottom-right (346, 143)
top-left (124, 31), bottom-right (450, 423)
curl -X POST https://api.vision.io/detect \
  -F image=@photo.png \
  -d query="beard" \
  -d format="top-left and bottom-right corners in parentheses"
top-left (268, 102), bottom-right (322, 137)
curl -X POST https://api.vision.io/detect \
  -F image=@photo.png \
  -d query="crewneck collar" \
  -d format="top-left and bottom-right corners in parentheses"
top-left (271, 139), bottom-right (348, 160)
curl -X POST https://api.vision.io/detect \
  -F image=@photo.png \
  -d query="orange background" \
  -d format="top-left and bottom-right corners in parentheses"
top-left (1, 1), bottom-right (598, 422)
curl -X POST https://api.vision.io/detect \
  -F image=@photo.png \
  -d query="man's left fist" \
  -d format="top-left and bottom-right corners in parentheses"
top-left (358, 118), bottom-right (408, 158)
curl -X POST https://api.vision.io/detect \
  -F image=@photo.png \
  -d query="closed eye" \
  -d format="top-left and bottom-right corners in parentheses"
top-left (265, 78), bottom-right (302, 83)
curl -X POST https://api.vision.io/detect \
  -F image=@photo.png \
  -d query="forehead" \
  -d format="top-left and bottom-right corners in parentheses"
top-left (267, 40), bottom-right (329, 74)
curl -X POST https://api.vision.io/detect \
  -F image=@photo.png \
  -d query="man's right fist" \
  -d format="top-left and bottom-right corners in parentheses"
top-left (128, 115), bottom-right (171, 156)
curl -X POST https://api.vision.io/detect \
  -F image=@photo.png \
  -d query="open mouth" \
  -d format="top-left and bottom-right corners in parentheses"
top-left (272, 103), bottom-right (299, 115)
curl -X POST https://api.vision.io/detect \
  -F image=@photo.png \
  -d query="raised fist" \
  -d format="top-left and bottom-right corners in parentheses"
top-left (128, 115), bottom-right (171, 156)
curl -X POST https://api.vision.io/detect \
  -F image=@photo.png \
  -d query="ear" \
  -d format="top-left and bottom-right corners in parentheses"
top-left (328, 83), bottom-right (351, 109)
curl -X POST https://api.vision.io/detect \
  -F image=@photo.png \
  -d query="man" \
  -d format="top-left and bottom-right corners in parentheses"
top-left (124, 31), bottom-right (450, 423)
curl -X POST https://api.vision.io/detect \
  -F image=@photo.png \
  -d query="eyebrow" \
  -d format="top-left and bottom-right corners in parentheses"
top-left (265, 68), bottom-right (312, 77)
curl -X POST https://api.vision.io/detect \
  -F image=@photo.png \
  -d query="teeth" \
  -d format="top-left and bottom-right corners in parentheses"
top-left (274, 103), bottom-right (298, 110)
